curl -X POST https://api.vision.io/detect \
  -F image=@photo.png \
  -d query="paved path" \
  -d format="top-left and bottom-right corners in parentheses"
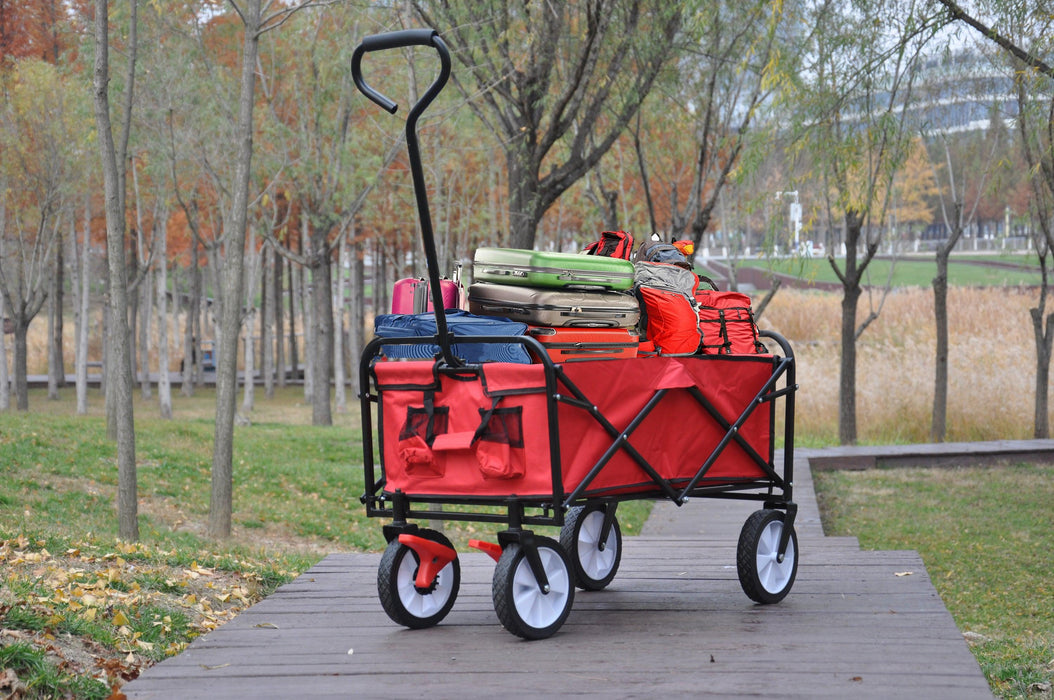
top-left (122, 448), bottom-right (999, 699)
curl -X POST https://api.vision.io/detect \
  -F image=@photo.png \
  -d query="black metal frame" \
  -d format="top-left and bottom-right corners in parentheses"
top-left (358, 328), bottom-right (797, 546)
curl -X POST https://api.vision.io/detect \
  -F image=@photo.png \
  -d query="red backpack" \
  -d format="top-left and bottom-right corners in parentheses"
top-left (583, 230), bottom-right (634, 260)
top-left (695, 289), bottom-right (765, 354)
top-left (634, 262), bottom-right (702, 355)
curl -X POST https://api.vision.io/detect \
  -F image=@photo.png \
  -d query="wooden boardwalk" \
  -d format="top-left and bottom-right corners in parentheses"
top-left (123, 449), bottom-right (995, 699)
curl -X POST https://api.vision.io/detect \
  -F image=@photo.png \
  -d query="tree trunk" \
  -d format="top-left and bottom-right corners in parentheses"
top-left (263, 243), bottom-right (275, 399)
top-left (157, 222), bottom-right (172, 420)
top-left (350, 238), bottom-right (364, 396)
top-left (0, 293), bottom-right (8, 412)
top-left (48, 221), bottom-right (65, 397)
top-left (931, 250), bottom-right (951, 442)
top-left (209, 0), bottom-right (264, 540)
top-left (129, 249), bottom-right (139, 385)
top-left (836, 210), bottom-right (868, 446)
top-left (93, 0), bottom-right (138, 541)
top-left (139, 263), bottom-right (153, 399)
top-left (310, 255), bottom-right (333, 425)
top-left (333, 236), bottom-right (347, 413)
top-left (76, 198), bottom-right (90, 414)
top-left (47, 259), bottom-right (60, 400)
top-left (13, 321), bottom-right (29, 411)
top-left (288, 256), bottom-right (299, 383)
top-left (0, 206), bottom-right (6, 409)
top-left (838, 283), bottom-right (860, 445)
top-left (507, 155), bottom-right (543, 250)
top-left (242, 315), bottom-right (255, 414)
top-left (300, 226), bottom-right (313, 402)
top-left (274, 249), bottom-right (286, 388)
top-left (1032, 306), bottom-right (1053, 439)
top-left (1032, 257), bottom-right (1054, 439)
top-left (241, 231), bottom-right (260, 415)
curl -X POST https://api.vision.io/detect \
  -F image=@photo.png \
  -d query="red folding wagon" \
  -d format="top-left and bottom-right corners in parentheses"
top-left (353, 29), bottom-right (799, 640)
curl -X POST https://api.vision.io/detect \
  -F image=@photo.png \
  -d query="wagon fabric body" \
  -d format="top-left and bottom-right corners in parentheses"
top-left (372, 355), bottom-right (777, 500)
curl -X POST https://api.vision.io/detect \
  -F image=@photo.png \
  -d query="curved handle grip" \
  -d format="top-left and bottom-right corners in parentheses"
top-left (352, 28), bottom-right (459, 366)
top-left (361, 28), bottom-right (437, 52)
top-left (352, 29), bottom-right (445, 114)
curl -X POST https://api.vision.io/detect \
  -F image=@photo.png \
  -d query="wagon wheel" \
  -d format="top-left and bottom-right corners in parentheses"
top-left (736, 509), bottom-right (798, 604)
top-left (560, 504), bottom-right (622, 591)
top-left (377, 528), bottom-right (460, 629)
top-left (492, 537), bottom-right (575, 640)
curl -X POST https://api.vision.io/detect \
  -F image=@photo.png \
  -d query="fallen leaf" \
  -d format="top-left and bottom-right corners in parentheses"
top-left (202, 663), bottom-right (231, 670)
top-left (253, 622), bottom-right (279, 629)
top-left (112, 610), bottom-right (130, 626)
top-left (850, 676), bottom-right (863, 682)
top-left (894, 571), bottom-right (914, 577)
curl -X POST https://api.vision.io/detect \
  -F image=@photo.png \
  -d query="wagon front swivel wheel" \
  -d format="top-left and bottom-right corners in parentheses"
top-left (737, 509), bottom-right (798, 604)
top-left (493, 537), bottom-right (575, 640)
top-left (377, 528), bottom-right (460, 629)
top-left (560, 504), bottom-right (622, 591)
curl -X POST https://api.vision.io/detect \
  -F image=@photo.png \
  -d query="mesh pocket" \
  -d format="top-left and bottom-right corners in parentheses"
top-left (475, 406), bottom-right (524, 447)
top-left (399, 405), bottom-right (450, 443)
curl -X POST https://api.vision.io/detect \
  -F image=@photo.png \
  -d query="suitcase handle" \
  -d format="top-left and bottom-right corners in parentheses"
top-left (353, 30), bottom-right (461, 367)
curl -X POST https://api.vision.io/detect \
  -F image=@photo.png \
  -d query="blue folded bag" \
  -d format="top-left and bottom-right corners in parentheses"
top-left (373, 310), bottom-right (531, 364)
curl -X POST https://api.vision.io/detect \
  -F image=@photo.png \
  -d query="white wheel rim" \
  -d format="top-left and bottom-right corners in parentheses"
top-left (512, 548), bottom-right (571, 629)
top-left (578, 511), bottom-right (617, 580)
top-left (756, 520), bottom-right (795, 594)
top-left (396, 550), bottom-right (454, 618)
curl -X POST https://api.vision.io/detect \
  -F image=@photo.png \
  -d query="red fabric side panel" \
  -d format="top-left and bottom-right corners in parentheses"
top-left (376, 362), bottom-right (554, 497)
top-left (558, 356), bottom-right (773, 494)
top-left (374, 356), bottom-right (776, 500)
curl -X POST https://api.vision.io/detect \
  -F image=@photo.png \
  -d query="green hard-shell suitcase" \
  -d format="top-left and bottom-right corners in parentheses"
top-left (473, 247), bottom-right (635, 291)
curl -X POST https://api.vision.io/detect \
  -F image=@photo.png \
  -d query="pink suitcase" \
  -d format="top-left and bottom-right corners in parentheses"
top-left (391, 277), bottom-right (462, 314)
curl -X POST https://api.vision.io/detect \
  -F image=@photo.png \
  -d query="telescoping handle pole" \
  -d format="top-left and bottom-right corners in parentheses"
top-left (351, 29), bottom-right (460, 367)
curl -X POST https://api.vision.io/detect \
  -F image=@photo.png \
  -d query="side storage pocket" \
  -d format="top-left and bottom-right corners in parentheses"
top-left (397, 404), bottom-right (450, 477)
top-left (475, 406), bottom-right (526, 480)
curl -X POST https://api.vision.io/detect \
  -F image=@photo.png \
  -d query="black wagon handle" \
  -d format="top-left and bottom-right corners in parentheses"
top-left (352, 29), bottom-right (461, 367)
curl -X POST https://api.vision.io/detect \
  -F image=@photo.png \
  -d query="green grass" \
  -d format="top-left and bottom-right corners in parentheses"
top-left (737, 254), bottom-right (1044, 288)
top-left (813, 463), bottom-right (1054, 699)
top-left (0, 641), bottom-right (110, 699)
top-left (0, 388), bottom-right (385, 553)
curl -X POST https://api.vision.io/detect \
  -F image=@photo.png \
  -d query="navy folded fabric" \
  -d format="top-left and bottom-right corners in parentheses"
top-left (374, 310), bottom-right (531, 364)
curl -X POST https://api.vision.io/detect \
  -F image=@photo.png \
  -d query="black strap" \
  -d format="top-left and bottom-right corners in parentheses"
top-left (423, 391), bottom-right (438, 443)
top-left (471, 396), bottom-right (502, 444)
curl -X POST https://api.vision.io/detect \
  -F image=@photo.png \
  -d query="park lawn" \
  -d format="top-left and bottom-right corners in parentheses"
top-left (737, 254), bottom-right (1044, 288)
top-left (813, 463), bottom-right (1054, 700)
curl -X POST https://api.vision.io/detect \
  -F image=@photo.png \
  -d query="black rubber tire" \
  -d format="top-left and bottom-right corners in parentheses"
top-left (560, 504), bottom-right (622, 591)
top-left (377, 528), bottom-right (460, 629)
top-left (737, 509), bottom-right (798, 605)
top-left (492, 537), bottom-right (575, 640)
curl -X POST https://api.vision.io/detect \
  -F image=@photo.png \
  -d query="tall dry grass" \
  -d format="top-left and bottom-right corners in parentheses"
top-left (761, 286), bottom-right (1042, 444)
top-left (6, 286), bottom-right (1046, 444)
